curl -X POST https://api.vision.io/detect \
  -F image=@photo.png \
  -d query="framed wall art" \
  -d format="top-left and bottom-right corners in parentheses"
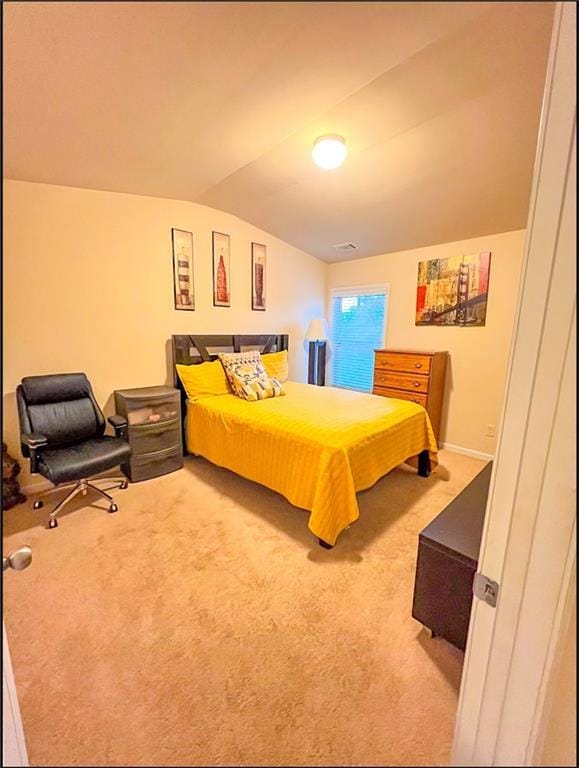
top-left (171, 228), bottom-right (194, 311)
top-left (415, 251), bottom-right (491, 326)
top-left (212, 231), bottom-right (231, 307)
top-left (251, 242), bottom-right (266, 311)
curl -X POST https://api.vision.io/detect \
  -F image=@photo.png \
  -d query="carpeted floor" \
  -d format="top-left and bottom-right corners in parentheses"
top-left (3, 449), bottom-right (486, 767)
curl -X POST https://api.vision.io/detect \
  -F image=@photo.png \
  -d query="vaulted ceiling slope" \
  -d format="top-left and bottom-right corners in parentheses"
top-left (3, 2), bottom-right (553, 262)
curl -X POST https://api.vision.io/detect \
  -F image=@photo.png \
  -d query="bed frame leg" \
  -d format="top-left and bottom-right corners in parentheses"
top-left (418, 450), bottom-right (431, 478)
top-left (318, 538), bottom-right (334, 549)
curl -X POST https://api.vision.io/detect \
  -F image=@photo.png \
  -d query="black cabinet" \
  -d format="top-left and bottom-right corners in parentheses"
top-left (114, 386), bottom-right (183, 482)
top-left (412, 462), bottom-right (492, 651)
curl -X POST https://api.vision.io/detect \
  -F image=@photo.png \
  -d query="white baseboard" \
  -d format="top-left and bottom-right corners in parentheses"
top-left (439, 442), bottom-right (494, 462)
top-left (20, 478), bottom-right (53, 494)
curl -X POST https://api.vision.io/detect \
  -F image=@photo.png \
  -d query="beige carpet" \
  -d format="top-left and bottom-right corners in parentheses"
top-left (3, 449), bottom-right (486, 767)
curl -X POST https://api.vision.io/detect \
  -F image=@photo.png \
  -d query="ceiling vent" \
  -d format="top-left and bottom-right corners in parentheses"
top-left (332, 242), bottom-right (358, 253)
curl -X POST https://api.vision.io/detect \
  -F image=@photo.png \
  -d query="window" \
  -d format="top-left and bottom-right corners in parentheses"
top-left (330, 285), bottom-right (389, 392)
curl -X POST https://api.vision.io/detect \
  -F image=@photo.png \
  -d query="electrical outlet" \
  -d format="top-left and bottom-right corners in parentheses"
top-left (486, 424), bottom-right (496, 438)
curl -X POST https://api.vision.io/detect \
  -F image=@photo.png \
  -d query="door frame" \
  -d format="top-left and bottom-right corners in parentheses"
top-left (3, 621), bottom-right (29, 767)
top-left (452, 3), bottom-right (576, 765)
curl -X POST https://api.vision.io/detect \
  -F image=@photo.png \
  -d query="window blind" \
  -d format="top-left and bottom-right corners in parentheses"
top-left (330, 285), bottom-right (388, 392)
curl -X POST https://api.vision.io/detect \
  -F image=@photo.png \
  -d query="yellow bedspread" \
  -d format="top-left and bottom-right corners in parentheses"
top-left (186, 381), bottom-right (437, 545)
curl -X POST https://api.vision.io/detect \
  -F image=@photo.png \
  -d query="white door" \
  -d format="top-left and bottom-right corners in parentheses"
top-left (3, 547), bottom-right (32, 768)
top-left (452, 2), bottom-right (576, 765)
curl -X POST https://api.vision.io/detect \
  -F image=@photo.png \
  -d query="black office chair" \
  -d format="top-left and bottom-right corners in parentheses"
top-left (16, 373), bottom-right (132, 529)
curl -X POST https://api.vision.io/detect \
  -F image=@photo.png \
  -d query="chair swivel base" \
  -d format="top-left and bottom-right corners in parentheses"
top-left (32, 476), bottom-right (128, 529)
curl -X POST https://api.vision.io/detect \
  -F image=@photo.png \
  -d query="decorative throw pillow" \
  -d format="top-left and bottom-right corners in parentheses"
top-left (176, 360), bottom-right (231, 402)
top-left (218, 351), bottom-right (285, 402)
top-left (262, 350), bottom-right (289, 383)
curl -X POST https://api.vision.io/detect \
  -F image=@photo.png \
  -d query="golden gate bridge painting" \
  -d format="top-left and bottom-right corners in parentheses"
top-left (415, 251), bottom-right (491, 326)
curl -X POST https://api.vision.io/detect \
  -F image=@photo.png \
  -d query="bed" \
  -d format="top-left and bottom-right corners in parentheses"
top-left (172, 334), bottom-right (437, 547)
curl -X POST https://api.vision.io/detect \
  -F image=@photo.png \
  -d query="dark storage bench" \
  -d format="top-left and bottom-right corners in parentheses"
top-left (114, 386), bottom-right (183, 482)
top-left (411, 462), bottom-right (492, 651)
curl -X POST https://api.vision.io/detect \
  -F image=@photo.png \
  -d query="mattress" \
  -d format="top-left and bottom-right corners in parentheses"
top-left (186, 381), bottom-right (437, 545)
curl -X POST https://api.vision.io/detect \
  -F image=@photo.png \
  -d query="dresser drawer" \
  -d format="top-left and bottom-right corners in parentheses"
top-left (123, 445), bottom-right (184, 483)
top-left (375, 352), bottom-right (432, 374)
top-left (128, 418), bottom-right (181, 456)
top-left (373, 386), bottom-right (428, 408)
top-left (115, 388), bottom-right (180, 427)
top-left (374, 370), bottom-right (429, 393)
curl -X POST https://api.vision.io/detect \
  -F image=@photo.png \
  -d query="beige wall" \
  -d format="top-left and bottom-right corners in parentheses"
top-left (3, 180), bottom-right (326, 487)
top-left (326, 230), bottom-right (526, 455)
top-left (2, 180), bottom-right (525, 480)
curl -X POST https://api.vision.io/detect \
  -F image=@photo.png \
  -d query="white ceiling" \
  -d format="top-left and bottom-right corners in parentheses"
top-left (3, 2), bottom-right (554, 261)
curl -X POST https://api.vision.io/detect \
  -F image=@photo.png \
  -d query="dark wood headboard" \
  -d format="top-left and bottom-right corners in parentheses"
top-left (171, 334), bottom-right (289, 450)
top-left (172, 333), bottom-right (289, 377)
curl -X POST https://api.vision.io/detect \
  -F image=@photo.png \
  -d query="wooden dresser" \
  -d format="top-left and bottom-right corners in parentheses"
top-left (373, 349), bottom-right (448, 440)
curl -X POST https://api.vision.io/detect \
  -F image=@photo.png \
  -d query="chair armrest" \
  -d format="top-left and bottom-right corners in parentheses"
top-left (21, 433), bottom-right (48, 449)
top-left (21, 433), bottom-right (48, 473)
top-left (108, 415), bottom-right (128, 439)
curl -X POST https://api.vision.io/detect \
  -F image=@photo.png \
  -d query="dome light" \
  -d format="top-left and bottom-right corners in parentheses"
top-left (312, 135), bottom-right (347, 170)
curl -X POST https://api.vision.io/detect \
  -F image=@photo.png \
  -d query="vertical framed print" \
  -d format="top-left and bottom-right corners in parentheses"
top-left (171, 228), bottom-right (194, 311)
top-left (212, 231), bottom-right (231, 307)
top-left (251, 242), bottom-right (266, 311)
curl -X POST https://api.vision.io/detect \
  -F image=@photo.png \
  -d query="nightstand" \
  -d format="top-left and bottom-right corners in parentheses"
top-left (113, 385), bottom-right (183, 482)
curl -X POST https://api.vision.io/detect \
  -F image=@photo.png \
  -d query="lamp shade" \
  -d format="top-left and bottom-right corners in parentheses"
top-left (305, 318), bottom-right (329, 341)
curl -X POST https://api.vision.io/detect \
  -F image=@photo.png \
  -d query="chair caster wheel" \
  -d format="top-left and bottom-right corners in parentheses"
top-left (108, 503), bottom-right (118, 514)
top-left (120, 480), bottom-right (128, 490)
top-left (33, 500), bottom-right (44, 510)
top-left (47, 518), bottom-right (58, 529)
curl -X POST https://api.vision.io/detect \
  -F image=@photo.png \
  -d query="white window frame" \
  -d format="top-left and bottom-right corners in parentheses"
top-left (328, 283), bottom-right (390, 389)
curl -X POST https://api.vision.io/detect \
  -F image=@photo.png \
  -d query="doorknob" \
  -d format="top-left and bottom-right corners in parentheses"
top-left (3, 546), bottom-right (32, 572)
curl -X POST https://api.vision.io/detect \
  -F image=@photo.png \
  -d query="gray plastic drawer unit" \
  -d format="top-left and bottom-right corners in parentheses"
top-left (114, 385), bottom-right (183, 482)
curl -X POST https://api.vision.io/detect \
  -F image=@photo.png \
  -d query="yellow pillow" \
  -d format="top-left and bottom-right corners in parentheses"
top-left (175, 360), bottom-right (231, 402)
top-left (262, 350), bottom-right (289, 383)
top-left (218, 351), bottom-right (285, 402)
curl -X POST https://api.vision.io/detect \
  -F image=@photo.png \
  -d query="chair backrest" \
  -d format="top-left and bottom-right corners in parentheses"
top-left (16, 373), bottom-right (105, 456)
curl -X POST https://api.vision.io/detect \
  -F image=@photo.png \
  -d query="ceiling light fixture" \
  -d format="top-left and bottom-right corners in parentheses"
top-left (312, 134), bottom-right (347, 170)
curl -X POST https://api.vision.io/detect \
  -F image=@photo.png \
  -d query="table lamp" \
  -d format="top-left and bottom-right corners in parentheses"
top-left (305, 318), bottom-right (329, 386)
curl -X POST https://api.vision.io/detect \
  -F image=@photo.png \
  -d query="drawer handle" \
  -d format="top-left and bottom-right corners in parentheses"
top-left (139, 449), bottom-right (179, 463)
top-left (132, 417), bottom-right (180, 431)
top-left (413, 381), bottom-right (420, 387)
top-left (414, 363), bottom-right (422, 368)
